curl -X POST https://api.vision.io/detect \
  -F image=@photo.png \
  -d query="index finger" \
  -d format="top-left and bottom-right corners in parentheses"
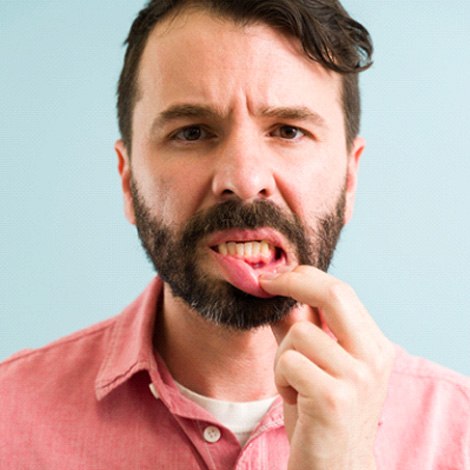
top-left (260, 265), bottom-right (384, 356)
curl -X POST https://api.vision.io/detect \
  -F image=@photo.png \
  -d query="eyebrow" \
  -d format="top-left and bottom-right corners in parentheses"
top-left (260, 106), bottom-right (327, 128)
top-left (150, 103), bottom-right (327, 134)
top-left (151, 104), bottom-right (220, 134)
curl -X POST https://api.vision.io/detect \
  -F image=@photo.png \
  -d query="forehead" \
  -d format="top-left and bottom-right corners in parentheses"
top-left (134, 8), bottom-right (343, 128)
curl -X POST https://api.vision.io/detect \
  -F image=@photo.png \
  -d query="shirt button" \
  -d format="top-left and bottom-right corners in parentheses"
top-left (203, 425), bottom-right (221, 443)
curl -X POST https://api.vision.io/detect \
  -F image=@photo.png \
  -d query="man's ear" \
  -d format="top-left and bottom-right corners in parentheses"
top-left (115, 139), bottom-right (136, 225)
top-left (343, 136), bottom-right (365, 224)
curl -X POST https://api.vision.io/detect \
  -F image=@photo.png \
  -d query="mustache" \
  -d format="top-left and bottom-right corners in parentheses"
top-left (131, 174), bottom-right (344, 274)
top-left (180, 199), bottom-right (312, 259)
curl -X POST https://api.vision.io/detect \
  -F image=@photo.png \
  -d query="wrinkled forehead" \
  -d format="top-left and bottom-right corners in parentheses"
top-left (138, 7), bottom-right (341, 103)
top-left (137, 5), bottom-right (341, 100)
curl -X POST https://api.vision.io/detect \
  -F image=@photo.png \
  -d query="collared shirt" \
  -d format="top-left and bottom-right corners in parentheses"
top-left (1, 277), bottom-right (469, 469)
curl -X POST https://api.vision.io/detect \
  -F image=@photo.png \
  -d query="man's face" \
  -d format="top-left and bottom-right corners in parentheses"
top-left (116, 9), bottom-right (364, 329)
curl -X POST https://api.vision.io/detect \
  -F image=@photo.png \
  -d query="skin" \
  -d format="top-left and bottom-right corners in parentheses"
top-left (115, 9), bottom-right (395, 469)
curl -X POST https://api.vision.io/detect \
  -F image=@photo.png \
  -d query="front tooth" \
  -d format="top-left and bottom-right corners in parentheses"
top-left (252, 241), bottom-right (261, 258)
top-left (227, 242), bottom-right (237, 256)
top-left (244, 242), bottom-right (253, 258)
top-left (260, 241), bottom-right (271, 258)
top-left (218, 243), bottom-right (228, 256)
top-left (236, 243), bottom-right (245, 257)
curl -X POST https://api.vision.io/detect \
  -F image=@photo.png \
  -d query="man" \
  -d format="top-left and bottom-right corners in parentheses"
top-left (1, 1), bottom-right (468, 468)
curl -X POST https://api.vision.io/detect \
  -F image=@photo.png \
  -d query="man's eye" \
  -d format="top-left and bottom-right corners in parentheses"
top-left (173, 126), bottom-right (207, 141)
top-left (272, 125), bottom-right (305, 140)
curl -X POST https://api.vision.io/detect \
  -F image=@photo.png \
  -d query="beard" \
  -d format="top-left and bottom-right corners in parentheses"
top-left (130, 179), bottom-right (346, 331)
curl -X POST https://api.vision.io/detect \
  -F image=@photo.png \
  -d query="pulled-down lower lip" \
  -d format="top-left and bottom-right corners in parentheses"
top-left (208, 238), bottom-right (290, 298)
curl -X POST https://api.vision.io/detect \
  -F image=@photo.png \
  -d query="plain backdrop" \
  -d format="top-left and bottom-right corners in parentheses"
top-left (1, 1), bottom-right (469, 376)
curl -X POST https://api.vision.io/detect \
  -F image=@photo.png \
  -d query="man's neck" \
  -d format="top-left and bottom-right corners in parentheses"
top-left (154, 284), bottom-right (280, 402)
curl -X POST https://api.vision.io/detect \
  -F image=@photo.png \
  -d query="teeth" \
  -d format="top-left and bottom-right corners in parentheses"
top-left (244, 242), bottom-right (253, 257)
top-left (217, 240), bottom-right (275, 261)
top-left (251, 241), bottom-right (260, 257)
top-left (236, 243), bottom-right (245, 257)
top-left (260, 241), bottom-right (270, 258)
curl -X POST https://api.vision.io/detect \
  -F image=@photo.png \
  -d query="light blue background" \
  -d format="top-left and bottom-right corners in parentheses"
top-left (1, 1), bottom-right (469, 375)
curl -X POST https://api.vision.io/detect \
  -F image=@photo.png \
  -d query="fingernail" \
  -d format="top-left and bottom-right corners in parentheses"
top-left (259, 272), bottom-right (279, 281)
top-left (260, 265), bottom-right (294, 281)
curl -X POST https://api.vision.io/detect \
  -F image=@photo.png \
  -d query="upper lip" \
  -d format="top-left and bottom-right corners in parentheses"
top-left (205, 228), bottom-right (296, 263)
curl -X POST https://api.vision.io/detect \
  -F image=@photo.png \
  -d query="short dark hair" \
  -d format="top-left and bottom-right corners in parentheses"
top-left (117, 0), bottom-right (373, 151)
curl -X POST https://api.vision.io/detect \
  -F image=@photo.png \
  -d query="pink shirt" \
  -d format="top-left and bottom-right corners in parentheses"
top-left (1, 277), bottom-right (469, 469)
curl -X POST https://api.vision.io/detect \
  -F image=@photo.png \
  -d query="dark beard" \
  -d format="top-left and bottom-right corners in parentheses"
top-left (130, 179), bottom-right (345, 330)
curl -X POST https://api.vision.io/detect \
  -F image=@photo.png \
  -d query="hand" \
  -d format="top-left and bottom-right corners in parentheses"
top-left (260, 266), bottom-right (395, 470)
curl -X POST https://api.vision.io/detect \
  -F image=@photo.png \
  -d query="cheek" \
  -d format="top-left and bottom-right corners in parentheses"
top-left (140, 169), bottom-right (208, 225)
top-left (132, 164), bottom-right (171, 220)
top-left (276, 157), bottom-right (346, 221)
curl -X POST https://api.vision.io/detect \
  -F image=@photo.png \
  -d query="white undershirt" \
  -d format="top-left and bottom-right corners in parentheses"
top-left (175, 381), bottom-right (278, 446)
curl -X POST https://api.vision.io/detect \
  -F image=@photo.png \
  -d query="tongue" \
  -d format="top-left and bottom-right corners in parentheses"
top-left (215, 255), bottom-right (280, 298)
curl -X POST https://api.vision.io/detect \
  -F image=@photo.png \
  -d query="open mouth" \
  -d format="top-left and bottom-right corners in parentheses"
top-left (206, 230), bottom-right (294, 298)
top-left (211, 240), bottom-right (286, 269)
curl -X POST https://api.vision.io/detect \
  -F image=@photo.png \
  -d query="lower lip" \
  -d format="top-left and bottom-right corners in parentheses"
top-left (209, 249), bottom-right (287, 298)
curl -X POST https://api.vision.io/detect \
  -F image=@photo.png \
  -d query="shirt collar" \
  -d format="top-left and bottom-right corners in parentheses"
top-left (93, 275), bottom-right (390, 427)
top-left (94, 277), bottom-right (163, 400)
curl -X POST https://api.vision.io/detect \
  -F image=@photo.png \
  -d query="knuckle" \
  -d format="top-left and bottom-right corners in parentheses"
top-left (289, 320), bottom-right (311, 338)
top-left (350, 363), bottom-right (370, 385)
top-left (276, 349), bottom-right (297, 372)
top-left (296, 265), bottom-right (314, 275)
top-left (370, 340), bottom-right (396, 374)
top-left (287, 321), bottom-right (317, 349)
top-left (325, 281), bottom-right (355, 305)
top-left (324, 383), bottom-right (350, 413)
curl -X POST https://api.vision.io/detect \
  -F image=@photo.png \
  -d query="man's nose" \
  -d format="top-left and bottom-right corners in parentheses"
top-left (211, 132), bottom-right (276, 202)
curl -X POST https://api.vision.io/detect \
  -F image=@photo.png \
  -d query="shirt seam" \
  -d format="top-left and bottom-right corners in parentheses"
top-left (95, 359), bottom-right (155, 392)
top-left (0, 319), bottom-right (114, 367)
top-left (391, 368), bottom-right (470, 396)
